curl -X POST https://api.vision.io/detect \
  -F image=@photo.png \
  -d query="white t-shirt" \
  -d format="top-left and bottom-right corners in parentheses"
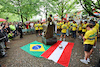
top-left (30, 23), bottom-right (34, 28)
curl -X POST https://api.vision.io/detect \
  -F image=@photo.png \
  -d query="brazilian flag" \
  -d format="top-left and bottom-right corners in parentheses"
top-left (21, 41), bottom-right (50, 58)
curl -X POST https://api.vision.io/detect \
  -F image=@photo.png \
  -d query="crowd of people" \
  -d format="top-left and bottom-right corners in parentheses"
top-left (55, 19), bottom-right (99, 64)
top-left (32, 19), bottom-right (100, 65)
top-left (0, 22), bottom-right (23, 57)
top-left (0, 21), bottom-right (37, 57)
top-left (0, 18), bottom-right (99, 65)
top-left (0, 21), bottom-right (47, 57)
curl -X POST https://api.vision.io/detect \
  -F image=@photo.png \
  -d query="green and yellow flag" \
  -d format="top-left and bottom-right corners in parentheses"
top-left (21, 41), bottom-right (50, 58)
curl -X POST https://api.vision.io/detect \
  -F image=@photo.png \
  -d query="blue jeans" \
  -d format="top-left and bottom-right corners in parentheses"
top-left (72, 31), bottom-right (76, 38)
top-left (66, 29), bottom-right (69, 36)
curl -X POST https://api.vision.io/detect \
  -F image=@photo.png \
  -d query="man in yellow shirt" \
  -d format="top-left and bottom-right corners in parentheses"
top-left (60, 21), bottom-right (67, 41)
top-left (93, 21), bottom-right (99, 48)
top-left (82, 21), bottom-right (88, 36)
top-left (72, 21), bottom-right (77, 39)
top-left (39, 23), bottom-right (43, 36)
top-left (95, 21), bottom-right (99, 34)
top-left (80, 24), bottom-right (96, 64)
top-left (69, 22), bottom-right (73, 35)
top-left (60, 21), bottom-right (64, 33)
top-left (34, 22), bottom-right (39, 36)
top-left (60, 21), bottom-right (64, 27)
top-left (57, 21), bottom-right (61, 35)
top-left (65, 21), bottom-right (70, 36)
top-left (78, 21), bottom-right (82, 39)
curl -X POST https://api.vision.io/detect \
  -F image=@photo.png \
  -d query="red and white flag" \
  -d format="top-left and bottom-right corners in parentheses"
top-left (41, 41), bottom-right (74, 67)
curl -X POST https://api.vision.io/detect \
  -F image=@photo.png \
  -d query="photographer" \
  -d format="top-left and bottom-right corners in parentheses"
top-left (0, 25), bottom-right (6, 57)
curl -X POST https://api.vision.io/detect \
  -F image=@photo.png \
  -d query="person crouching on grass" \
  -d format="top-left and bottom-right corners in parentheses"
top-left (80, 24), bottom-right (96, 64)
top-left (60, 21), bottom-right (67, 41)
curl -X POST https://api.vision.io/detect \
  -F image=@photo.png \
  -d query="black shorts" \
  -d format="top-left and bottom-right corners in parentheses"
top-left (57, 29), bottom-right (60, 31)
top-left (36, 30), bottom-right (39, 34)
top-left (40, 30), bottom-right (43, 33)
top-left (60, 29), bottom-right (62, 32)
top-left (84, 44), bottom-right (93, 52)
top-left (61, 33), bottom-right (66, 35)
top-left (78, 30), bottom-right (82, 33)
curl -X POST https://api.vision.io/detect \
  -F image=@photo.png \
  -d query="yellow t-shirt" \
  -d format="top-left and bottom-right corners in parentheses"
top-left (57, 23), bottom-right (61, 29)
top-left (39, 24), bottom-right (43, 30)
top-left (78, 24), bottom-right (82, 31)
top-left (93, 27), bottom-right (97, 41)
top-left (94, 23), bottom-right (99, 31)
top-left (61, 24), bottom-right (67, 33)
top-left (82, 23), bottom-right (84, 26)
top-left (67, 22), bottom-right (70, 29)
top-left (84, 30), bottom-right (95, 45)
top-left (72, 23), bottom-right (77, 31)
top-left (69, 23), bottom-right (73, 30)
top-left (65, 23), bottom-right (69, 29)
top-left (34, 24), bottom-right (39, 30)
top-left (60, 22), bottom-right (64, 26)
top-left (82, 24), bottom-right (88, 32)
top-left (68, 22), bottom-right (70, 25)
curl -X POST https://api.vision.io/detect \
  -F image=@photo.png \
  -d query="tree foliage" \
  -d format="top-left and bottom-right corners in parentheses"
top-left (0, 0), bottom-right (80, 22)
top-left (80, 0), bottom-right (100, 18)
top-left (40, 0), bottom-right (78, 20)
top-left (0, 0), bottom-right (42, 22)
top-left (50, 0), bottom-right (78, 17)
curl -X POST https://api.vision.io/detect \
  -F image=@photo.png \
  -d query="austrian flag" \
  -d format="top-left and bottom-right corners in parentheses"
top-left (41, 41), bottom-right (74, 67)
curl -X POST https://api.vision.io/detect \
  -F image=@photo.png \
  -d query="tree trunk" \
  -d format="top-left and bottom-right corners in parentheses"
top-left (25, 18), bottom-right (28, 21)
top-left (21, 15), bottom-right (23, 23)
top-left (46, 12), bottom-right (47, 21)
top-left (61, 0), bottom-right (64, 21)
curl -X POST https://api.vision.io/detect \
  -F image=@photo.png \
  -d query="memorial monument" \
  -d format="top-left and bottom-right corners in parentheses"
top-left (42, 14), bottom-right (57, 45)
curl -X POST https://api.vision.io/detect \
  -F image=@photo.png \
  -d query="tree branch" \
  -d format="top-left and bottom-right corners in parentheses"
top-left (80, 0), bottom-right (100, 18)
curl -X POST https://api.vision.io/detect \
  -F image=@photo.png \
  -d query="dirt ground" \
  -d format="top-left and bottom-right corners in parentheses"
top-left (0, 33), bottom-right (100, 67)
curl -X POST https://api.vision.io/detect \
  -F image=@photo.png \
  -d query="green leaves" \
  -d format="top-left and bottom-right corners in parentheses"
top-left (0, 0), bottom-right (43, 21)
top-left (0, 0), bottom-right (80, 21)
top-left (80, 0), bottom-right (100, 18)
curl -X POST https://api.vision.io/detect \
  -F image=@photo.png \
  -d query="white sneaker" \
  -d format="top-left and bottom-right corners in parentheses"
top-left (63, 38), bottom-right (65, 41)
top-left (84, 57), bottom-right (90, 62)
top-left (87, 58), bottom-right (90, 62)
top-left (60, 38), bottom-right (62, 41)
top-left (80, 59), bottom-right (88, 64)
top-left (93, 46), bottom-right (96, 48)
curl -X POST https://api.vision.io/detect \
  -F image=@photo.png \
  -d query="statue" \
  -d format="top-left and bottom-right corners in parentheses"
top-left (42, 14), bottom-right (57, 45)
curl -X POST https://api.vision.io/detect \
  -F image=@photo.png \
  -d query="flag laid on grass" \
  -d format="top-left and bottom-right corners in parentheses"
top-left (21, 41), bottom-right (50, 58)
top-left (41, 41), bottom-right (74, 67)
